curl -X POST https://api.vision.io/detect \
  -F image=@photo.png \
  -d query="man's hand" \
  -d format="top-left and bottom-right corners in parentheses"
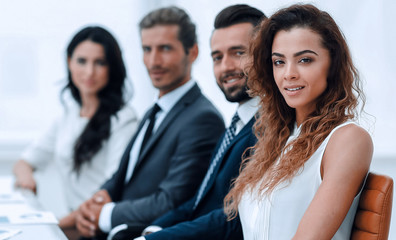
top-left (76, 190), bottom-right (112, 237)
top-left (92, 189), bottom-right (112, 205)
top-left (58, 210), bottom-right (78, 229)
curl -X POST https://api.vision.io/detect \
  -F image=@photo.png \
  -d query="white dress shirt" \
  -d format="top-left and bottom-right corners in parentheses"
top-left (99, 80), bottom-right (196, 232)
top-left (22, 101), bottom-right (138, 214)
top-left (235, 97), bottom-right (259, 135)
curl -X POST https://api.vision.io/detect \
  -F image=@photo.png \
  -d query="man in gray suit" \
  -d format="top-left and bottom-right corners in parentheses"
top-left (75, 6), bottom-right (225, 239)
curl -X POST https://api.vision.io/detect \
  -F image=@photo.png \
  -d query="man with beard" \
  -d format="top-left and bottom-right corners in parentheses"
top-left (123, 4), bottom-right (266, 240)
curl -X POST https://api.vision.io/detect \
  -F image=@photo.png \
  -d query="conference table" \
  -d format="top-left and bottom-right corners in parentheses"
top-left (0, 176), bottom-right (67, 240)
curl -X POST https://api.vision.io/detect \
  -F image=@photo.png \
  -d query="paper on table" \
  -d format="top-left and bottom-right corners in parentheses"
top-left (0, 192), bottom-right (25, 204)
top-left (0, 228), bottom-right (22, 240)
top-left (0, 211), bottom-right (58, 225)
top-left (0, 177), bottom-right (16, 195)
top-left (0, 204), bottom-right (58, 225)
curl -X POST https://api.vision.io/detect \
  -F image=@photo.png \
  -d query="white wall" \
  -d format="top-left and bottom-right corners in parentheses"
top-left (0, 0), bottom-right (395, 158)
top-left (0, 0), bottom-right (394, 236)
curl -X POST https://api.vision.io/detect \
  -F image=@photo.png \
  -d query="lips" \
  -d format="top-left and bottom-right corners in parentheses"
top-left (221, 72), bottom-right (244, 84)
top-left (84, 79), bottom-right (97, 87)
top-left (149, 69), bottom-right (167, 78)
top-left (225, 78), bottom-right (240, 84)
top-left (150, 70), bottom-right (166, 74)
top-left (285, 86), bottom-right (304, 91)
top-left (283, 85), bottom-right (305, 96)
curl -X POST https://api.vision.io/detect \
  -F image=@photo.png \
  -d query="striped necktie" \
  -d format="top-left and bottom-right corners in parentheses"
top-left (193, 112), bottom-right (240, 209)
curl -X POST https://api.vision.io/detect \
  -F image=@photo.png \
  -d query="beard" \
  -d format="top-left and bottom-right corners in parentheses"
top-left (218, 73), bottom-right (250, 103)
top-left (222, 84), bottom-right (250, 103)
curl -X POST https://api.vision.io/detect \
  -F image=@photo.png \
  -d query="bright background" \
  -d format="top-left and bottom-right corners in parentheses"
top-left (0, 0), bottom-right (395, 237)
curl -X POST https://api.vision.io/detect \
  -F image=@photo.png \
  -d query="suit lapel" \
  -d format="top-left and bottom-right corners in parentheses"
top-left (130, 84), bottom-right (201, 180)
top-left (116, 112), bottom-right (151, 183)
top-left (196, 117), bottom-right (255, 205)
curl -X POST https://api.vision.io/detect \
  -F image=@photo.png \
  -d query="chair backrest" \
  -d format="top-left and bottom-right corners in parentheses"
top-left (351, 172), bottom-right (393, 240)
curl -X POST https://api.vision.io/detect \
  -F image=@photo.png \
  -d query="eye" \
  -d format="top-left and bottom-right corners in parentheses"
top-left (273, 59), bottom-right (284, 66)
top-left (299, 57), bottom-right (312, 63)
top-left (212, 55), bottom-right (222, 63)
top-left (162, 45), bottom-right (172, 51)
top-left (235, 51), bottom-right (245, 56)
top-left (142, 46), bottom-right (151, 53)
top-left (95, 59), bottom-right (107, 66)
top-left (76, 58), bottom-right (86, 64)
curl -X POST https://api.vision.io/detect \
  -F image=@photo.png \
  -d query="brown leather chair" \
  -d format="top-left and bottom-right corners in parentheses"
top-left (351, 172), bottom-right (393, 240)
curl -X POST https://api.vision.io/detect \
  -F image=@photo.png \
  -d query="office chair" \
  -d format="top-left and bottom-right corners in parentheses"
top-left (351, 172), bottom-right (393, 240)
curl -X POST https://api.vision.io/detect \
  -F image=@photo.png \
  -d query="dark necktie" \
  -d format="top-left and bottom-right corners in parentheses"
top-left (140, 104), bottom-right (161, 155)
top-left (193, 112), bottom-right (240, 209)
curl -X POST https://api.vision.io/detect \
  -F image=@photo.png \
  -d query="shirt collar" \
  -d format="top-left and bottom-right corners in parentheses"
top-left (237, 97), bottom-right (260, 125)
top-left (155, 79), bottom-right (195, 114)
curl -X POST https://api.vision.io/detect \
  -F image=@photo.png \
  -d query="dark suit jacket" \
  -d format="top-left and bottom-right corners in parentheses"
top-left (101, 84), bottom-right (225, 228)
top-left (145, 117), bottom-right (256, 240)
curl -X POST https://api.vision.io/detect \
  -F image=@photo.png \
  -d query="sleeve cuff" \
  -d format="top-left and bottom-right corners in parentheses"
top-left (98, 202), bottom-right (116, 233)
top-left (142, 225), bottom-right (163, 235)
top-left (134, 237), bottom-right (146, 240)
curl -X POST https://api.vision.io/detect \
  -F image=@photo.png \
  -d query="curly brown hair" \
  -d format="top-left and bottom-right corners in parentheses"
top-left (224, 3), bottom-right (364, 219)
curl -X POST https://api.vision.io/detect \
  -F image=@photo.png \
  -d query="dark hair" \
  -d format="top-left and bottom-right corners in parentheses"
top-left (214, 4), bottom-right (266, 29)
top-left (139, 6), bottom-right (197, 54)
top-left (225, 4), bottom-right (363, 218)
top-left (64, 26), bottom-right (127, 173)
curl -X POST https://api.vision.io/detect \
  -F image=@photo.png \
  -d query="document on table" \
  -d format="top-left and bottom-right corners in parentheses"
top-left (0, 192), bottom-right (25, 204)
top-left (0, 204), bottom-right (58, 225)
top-left (0, 177), bottom-right (16, 194)
top-left (0, 228), bottom-right (21, 240)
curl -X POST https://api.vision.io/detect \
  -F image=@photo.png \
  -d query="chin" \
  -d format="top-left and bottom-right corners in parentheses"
top-left (225, 90), bottom-right (249, 103)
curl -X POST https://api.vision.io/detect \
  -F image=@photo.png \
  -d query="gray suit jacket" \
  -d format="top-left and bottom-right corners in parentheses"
top-left (101, 83), bottom-right (225, 228)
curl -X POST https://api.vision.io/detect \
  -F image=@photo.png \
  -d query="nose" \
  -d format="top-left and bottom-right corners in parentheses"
top-left (84, 62), bottom-right (95, 77)
top-left (220, 54), bottom-right (236, 72)
top-left (146, 49), bottom-right (162, 68)
top-left (284, 62), bottom-right (298, 81)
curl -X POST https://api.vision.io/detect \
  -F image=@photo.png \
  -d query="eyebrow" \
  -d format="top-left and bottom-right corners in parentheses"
top-left (211, 45), bottom-right (246, 57)
top-left (210, 50), bottom-right (220, 57)
top-left (159, 44), bottom-right (172, 48)
top-left (272, 49), bottom-right (318, 57)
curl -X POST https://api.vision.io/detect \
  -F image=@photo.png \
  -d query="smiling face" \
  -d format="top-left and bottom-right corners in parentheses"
top-left (141, 24), bottom-right (197, 98)
top-left (271, 27), bottom-right (331, 124)
top-left (68, 40), bottom-right (109, 99)
top-left (211, 22), bottom-right (253, 104)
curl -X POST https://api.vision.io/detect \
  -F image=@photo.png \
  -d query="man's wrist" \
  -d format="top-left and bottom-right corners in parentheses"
top-left (134, 237), bottom-right (146, 240)
top-left (142, 225), bottom-right (162, 235)
top-left (98, 202), bottom-right (116, 232)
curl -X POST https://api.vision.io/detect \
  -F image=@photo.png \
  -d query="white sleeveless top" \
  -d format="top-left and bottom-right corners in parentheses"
top-left (238, 121), bottom-right (362, 240)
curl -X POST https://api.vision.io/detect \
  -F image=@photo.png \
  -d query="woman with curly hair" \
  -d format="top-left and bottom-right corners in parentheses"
top-left (224, 4), bottom-right (373, 239)
top-left (13, 26), bottom-right (138, 229)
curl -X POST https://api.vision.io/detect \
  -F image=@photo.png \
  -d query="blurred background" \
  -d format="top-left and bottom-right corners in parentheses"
top-left (0, 0), bottom-right (395, 237)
